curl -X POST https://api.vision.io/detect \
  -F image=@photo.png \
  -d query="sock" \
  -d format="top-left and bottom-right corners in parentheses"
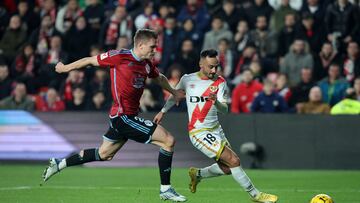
top-left (64, 148), bottom-right (102, 168)
top-left (230, 166), bottom-right (259, 198)
top-left (158, 148), bottom-right (173, 185)
top-left (160, 185), bottom-right (171, 192)
top-left (199, 163), bottom-right (225, 179)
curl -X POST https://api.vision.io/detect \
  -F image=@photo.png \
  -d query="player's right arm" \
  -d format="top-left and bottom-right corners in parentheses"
top-left (55, 56), bottom-right (99, 73)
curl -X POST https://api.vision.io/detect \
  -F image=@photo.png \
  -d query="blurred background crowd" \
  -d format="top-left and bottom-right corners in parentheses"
top-left (0, 0), bottom-right (360, 114)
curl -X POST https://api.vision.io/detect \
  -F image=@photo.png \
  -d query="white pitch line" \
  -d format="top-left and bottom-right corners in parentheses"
top-left (0, 186), bottom-right (360, 193)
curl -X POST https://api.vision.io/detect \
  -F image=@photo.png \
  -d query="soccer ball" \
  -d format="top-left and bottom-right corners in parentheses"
top-left (310, 194), bottom-right (334, 203)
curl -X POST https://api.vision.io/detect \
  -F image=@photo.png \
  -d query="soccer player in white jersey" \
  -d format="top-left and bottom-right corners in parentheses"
top-left (153, 49), bottom-right (278, 203)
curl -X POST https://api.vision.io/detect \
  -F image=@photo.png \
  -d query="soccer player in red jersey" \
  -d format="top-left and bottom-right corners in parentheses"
top-left (42, 29), bottom-right (186, 202)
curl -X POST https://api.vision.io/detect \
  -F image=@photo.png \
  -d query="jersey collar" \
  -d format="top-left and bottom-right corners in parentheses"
top-left (130, 49), bottom-right (141, 62)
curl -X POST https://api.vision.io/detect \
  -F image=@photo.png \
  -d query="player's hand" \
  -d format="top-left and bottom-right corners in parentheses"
top-left (153, 112), bottom-right (164, 124)
top-left (173, 89), bottom-right (185, 106)
top-left (55, 62), bottom-right (68, 73)
top-left (208, 93), bottom-right (217, 104)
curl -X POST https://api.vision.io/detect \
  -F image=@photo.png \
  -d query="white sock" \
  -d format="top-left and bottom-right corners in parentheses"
top-left (199, 163), bottom-right (225, 179)
top-left (58, 159), bottom-right (67, 170)
top-left (160, 185), bottom-right (171, 192)
top-left (230, 166), bottom-right (259, 197)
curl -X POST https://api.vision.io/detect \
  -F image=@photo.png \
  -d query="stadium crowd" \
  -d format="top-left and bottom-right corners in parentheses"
top-left (0, 0), bottom-right (360, 114)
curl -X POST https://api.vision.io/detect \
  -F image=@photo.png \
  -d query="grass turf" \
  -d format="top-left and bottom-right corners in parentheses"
top-left (0, 165), bottom-right (359, 203)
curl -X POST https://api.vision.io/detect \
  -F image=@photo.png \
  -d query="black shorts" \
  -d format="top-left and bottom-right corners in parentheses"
top-left (103, 115), bottom-right (158, 144)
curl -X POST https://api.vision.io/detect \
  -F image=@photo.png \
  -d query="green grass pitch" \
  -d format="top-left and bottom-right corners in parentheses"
top-left (0, 165), bottom-right (359, 203)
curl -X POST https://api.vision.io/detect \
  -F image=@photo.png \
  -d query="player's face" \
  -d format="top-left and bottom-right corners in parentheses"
top-left (200, 57), bottom-right (219, 79)
top-left (140, 38), bottom-right (157, 59)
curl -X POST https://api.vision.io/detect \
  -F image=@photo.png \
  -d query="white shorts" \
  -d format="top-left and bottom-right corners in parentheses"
top-left (188, 125), bottom-right (229, 161)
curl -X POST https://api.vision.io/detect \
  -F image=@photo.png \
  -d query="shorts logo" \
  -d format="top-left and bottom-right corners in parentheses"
top-left (144, 120), bottom-right (154, 127)
top-left (100, 53), bottom-right (108, 60)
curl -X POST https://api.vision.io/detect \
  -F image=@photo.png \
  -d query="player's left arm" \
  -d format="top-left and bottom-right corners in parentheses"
top-left (209, 82), bottom-right (229, 114)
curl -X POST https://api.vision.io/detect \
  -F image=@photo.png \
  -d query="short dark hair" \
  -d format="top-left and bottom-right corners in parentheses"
top-left (200, 49), bottom-right (218, 58)
top-left (133, 29), bottom-right (158, 46)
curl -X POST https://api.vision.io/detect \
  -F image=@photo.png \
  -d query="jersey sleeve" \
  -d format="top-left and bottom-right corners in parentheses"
top-left (217, 82), bottom-right (229, 103)
top-left (96, 50), bottom-right (122, 67)
top-left (175, 75), bottom-right (187, 90)
top-left (147, 61), bottom-right (160, 78)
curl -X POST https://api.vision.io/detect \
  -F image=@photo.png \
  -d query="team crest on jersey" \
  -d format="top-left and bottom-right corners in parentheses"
top-left (145, 64), bottom-right (151, 74)
top-left (190, 84), bottom-right (195, 88)
top-left (209, 86), bottom-right (218, 92)
top-left (133, 77), bottom-right (145, 88)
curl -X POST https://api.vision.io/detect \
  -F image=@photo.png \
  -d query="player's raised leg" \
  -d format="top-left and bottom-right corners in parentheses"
top-left (42, 138), bottom-right (127, 182)
top-left (151, 125), bottom-right (186, 202)
top-left (189, 161), bottom-right (230, 193)
top-left (219, 146), bottom-right (278, 203)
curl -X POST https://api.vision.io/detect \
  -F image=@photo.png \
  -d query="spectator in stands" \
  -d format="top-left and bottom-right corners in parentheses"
top-left (325, 0), bottom-right (359, 50)
top-left (28, 14), bottom-right (59, 56)
top-left (269, 0), bottom-right (302, 11)
top-left (59, 69), bottom-right (87, 105)
top-left (299, 0), bottom-right (325, 27)
top-left (0, 82), bottom-right (34, 111)
top-left (249, 61), bottom-right (264, 82)
top-left (251, 79), bottom-right (288, 113)
top-left (313, 42), bottom-right (340, 81)
top-left (0, 4), bottom-right (10, 39)
top-left (88, 68), bottom-right (111, 103)
top-left (37, 35), bottom-right (69, 88)
top-left (270, 0), bottom-right (297, 32)
top-left (64, 16), bottom-right (92, 62)
top-left (249, 15), bottom-right (278, 58)
top-left (0, 15), bottom-right (26, 64)
top-left (202, 16), bottom-right (233, 50)
top-left (233, 20), bottom-right (250, 55)
top-left (55, 0), bottom-right (83, 34)
top-left (275, 73), bottom-right (292, 102)
top-left (245, 0), bottom-right (273, 29)
top-left (296, 12), bottom-right (324, 54)
top-left (163, 64), bottom-right (184, 100)
top-left (175, 39), bottom-right (199, 74)
top-left (66, 85), bottom-right (87, 111)
top-left (0, 63), bottom-right (12, 100)
top-left (297, 86), bottom-right (330, 114)
top-left (231, 69), bottom-right (263, 113)
top-left (277, 13), bottom-right (297, 57)
top-left (15, 0), bottom-right (40, 35)
top-left (318, 63), bottom-right (349, 106)
top-left (177, 0), bottom-right (210, 35)
top-left (289, 68), bottom-right (316, 107)
top-left (39, 0), bottom-right (57, 23)
top-left (217, 38), bottom-right (234, 80)
top-left (330, 88), bottom-right (360, 114)
top-left (280, 39), bottom-right (314, 87)
top-left (216, 0), bottom-right (246, 33)
top-left (83, 0), bottom-right (104, 44)
top-left (342, 41), bottom-right (360, 83)
top-left (11, 44), bottom-right (40, 94)
top-left (233, 45), bottom-right (259, 84)
top-left (116, 35), bottom-right (130, 49)
top-left (159, 16), bottom-right (180, 73)
top-left (354, 77), bottom-right (360, 101)
top-left (35, 87), bottom-right (65, 112)
top-left (178, 18), bottom-right (202, 51)
top-left (86, 90), bottom-right (109, 111)
top-left (158, 4), bottom-right (170, 20)
top-left (99, 5), bottom-right (133, 50)
top-left (134, 2), bottom-right (157, 30)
